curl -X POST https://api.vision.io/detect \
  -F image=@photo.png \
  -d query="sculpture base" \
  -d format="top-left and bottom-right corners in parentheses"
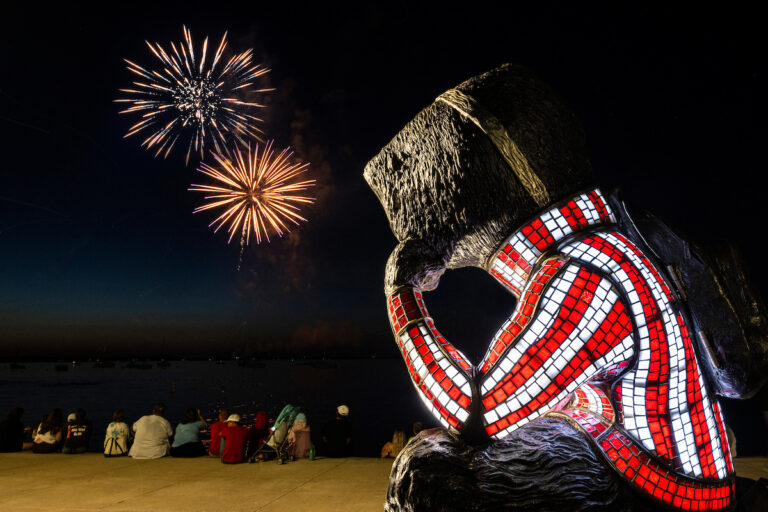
top-left (385, 418), bottom-right (666, 512)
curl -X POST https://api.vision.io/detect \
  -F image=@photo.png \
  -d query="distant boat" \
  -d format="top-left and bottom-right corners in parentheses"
top-left (238, 359), bottom-right (266, 368)
top-left (157, 359), bottom-right (171, 368)
top-left (125, 361), bottom-right (153, 370)
top-left (303, 360), bottom-right (338, 369)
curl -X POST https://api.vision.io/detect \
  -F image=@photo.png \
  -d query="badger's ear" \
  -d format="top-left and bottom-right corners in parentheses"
top-left (384, 238), bottom-right (453, 295)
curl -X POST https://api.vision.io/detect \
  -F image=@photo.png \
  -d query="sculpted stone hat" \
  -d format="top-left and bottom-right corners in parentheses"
top-left (364, 64), bottom-right (594, 294)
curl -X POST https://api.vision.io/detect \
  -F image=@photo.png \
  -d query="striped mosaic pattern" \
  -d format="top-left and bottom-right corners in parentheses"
top-left (562, 233), bottom-right (729, 480)
top-left (388, 288), bottom-right (473, 429)
top-left (385, 188), bottom-right (734, 510)
top-left (479, 262), bottom-right (635, 437)
top-left (488, 189), bottom-right (615, 296)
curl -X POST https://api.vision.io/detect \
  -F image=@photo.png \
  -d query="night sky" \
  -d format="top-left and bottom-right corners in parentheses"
top-left (0, 3), bottom-right (762, 360)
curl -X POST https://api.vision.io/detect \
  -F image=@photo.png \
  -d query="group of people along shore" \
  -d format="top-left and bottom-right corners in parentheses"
top-left (0, 403), bottom-right (357, 464)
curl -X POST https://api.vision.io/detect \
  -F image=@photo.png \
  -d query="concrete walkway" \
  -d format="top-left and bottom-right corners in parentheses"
top-left (1, 453), bottom-right (766, 511)
top-left (0, 453), bottom-right (394, 511)
top-left (731, 457), bottom-right (768, 481)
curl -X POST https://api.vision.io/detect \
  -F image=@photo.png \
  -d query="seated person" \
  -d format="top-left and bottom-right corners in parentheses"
top-left (0, 408), bottom-right (28, 452)
top-left (247, 410), bottom-right (269, 458)
top-left (129, 403), bottom-right (173, 459)
top-left (170, 408), bottom-right (207, 457)
top-left (411, 421), bottom-right (423, 439)
top-left (32, 411), bottom-right (64, 453)
top-left (381, 430), bottom-right (406, 458)
top-left (62, 409), bottom-right (92, 454)
top-left (287, 412), bottom-right (311, 459)
top-left (104, 409), bottom-right (131, 457)
top-left (52, 408), bottom-right (67, 433)
top-left (208, 408), bottom-right (229, 457)
top-left (220, 414), bottom-right (249, 464)
top-left (321, 404), bottom-right (352, 458)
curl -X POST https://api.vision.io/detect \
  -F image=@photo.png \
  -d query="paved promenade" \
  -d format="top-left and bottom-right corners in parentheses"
top-left (1, 453), bottom-right (766, 511)
top-left (0, 454), bottom-right (393, 511)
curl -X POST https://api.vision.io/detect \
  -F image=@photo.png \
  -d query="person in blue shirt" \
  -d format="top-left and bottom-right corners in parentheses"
top-left (170, 408), bottom-right (208, 457)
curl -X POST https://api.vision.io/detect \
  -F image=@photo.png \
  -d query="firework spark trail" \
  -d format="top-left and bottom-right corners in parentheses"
top-left (116, 26), bottom-right (273, 164)
top-left (190, 141), bottom-right (315, 245)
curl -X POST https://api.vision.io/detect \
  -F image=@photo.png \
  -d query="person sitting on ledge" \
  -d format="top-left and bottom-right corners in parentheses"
top-left (31, 410), bottom-right (64, 454)
top-left (287, 412), bottom-right (311, 459)
top-left (129, 402), bottom-right (172, 459)
top-left (62, 409), bottom-right (92, 454)
top-left (170, 408), bottom-right (208, 457)
top-left (220, 414), bottom-right (249, 464)
top-left (247, 410), bottom-right (269, 458)
top-left (104, 409), bottom-right (131, 457)
top-left (409, 421), bottom-right (423, 442)
top-left (0, 407), bottom-right (29, 452)
top-left (321, 404), bottom-right (352, 458)
top-left (381, 430), bottom-right (406, 459)
top-left (208, 408), bottom-right (229, 457)
top-left (49, 408), bottom-right (67, 436)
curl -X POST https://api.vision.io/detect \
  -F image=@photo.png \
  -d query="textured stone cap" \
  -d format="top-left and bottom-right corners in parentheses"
top-left (364, 64), bottom-right (594, 292)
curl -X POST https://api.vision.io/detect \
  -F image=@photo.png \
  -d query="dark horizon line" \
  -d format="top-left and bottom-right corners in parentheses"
top-left (0, 353), bottom-right (397, 363)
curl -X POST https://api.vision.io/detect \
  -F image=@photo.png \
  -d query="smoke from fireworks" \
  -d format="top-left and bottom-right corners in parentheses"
top-left (116, 26), bottom-right (272, 164)
top-left (190, 141), bottom-right (315, 245)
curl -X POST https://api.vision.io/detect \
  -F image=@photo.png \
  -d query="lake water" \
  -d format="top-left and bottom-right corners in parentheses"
top-left (0, 359), bottom-right (437, 456)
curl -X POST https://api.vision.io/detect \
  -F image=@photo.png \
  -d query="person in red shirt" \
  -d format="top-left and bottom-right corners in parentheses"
top-left (250, 411), bottom-right (270, 455)
top-left (220, 414), bottom-right (249, 464)
top-left (208, 409), bottom-right (229, 457)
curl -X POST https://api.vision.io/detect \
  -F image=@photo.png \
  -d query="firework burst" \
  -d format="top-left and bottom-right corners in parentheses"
top-left (190, 141), bottom-right (315, 245)
top-left (116, 26), bottom-right (272, 164)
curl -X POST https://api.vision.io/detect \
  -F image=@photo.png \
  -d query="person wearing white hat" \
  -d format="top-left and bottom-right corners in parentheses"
top-left (220, 414), bottom-right (249, 464)
top-left (321, 404), bottom-right (352, 458)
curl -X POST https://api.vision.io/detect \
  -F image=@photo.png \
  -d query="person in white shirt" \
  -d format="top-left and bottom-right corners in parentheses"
top-left (128, 403), bottom-right (173, 459)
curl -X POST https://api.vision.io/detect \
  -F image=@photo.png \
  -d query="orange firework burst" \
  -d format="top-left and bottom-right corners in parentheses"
top-left (189, 142), bottom-right (315, 244)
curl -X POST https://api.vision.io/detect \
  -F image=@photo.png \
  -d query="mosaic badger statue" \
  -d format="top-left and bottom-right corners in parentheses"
top-left (364, 64), bottom-right (768, 511)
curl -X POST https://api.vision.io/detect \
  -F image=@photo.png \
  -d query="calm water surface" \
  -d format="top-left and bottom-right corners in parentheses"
top-left (0, 359), bottom-right (435, 456)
